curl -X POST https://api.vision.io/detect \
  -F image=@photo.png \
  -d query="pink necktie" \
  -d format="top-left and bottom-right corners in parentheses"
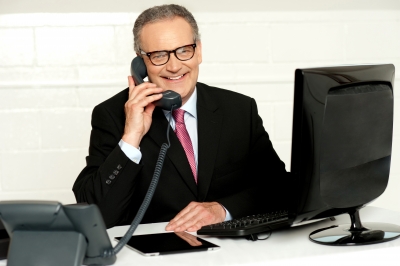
top-left (172, 109), bottom-right (197, 183)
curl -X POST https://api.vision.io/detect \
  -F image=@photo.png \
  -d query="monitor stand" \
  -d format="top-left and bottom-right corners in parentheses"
top-left (309, 207), bottom-right (400, 245)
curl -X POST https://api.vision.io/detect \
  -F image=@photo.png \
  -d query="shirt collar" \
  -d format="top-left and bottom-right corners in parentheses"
top-left (181, 87), bottom-right (197, 119)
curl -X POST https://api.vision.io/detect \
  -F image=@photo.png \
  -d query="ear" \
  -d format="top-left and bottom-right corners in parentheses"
top-left (196, 40), bottom-right (202, 65)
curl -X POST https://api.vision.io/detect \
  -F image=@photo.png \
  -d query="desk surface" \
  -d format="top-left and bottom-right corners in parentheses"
top-left (107, 206), bottom-right (400, 266)
top-left (1, 206), bottom-right (399, 266)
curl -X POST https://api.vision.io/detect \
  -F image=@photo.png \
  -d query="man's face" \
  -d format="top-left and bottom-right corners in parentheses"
top-left (139, 17), bottom-right (202, 105)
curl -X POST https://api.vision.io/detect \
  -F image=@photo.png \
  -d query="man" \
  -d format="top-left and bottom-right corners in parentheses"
top-left (73, 4), bottom-right (287, 232)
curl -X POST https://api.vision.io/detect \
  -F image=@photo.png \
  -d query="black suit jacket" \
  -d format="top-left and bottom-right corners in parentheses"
top-left (73, 82), bottom-right (287, 228)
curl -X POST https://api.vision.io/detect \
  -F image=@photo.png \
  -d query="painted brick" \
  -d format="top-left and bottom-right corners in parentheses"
top-left (0, 149), bottom-right (86, 191)
top-left (77, 66), bottom-right (128, 82)
top-left (114, 25), bottom-right (136, 65)
top-left (36, 88), bottom-right (79, 108)
top-left (200, 63), bottom-right (296, 84)
top-left (0, 153), bottom-right (2, 191)
top-left (0, 88), bottom-right (78, 110)
top-left (390, 137), bottom-right (399, 175)
top-left (204, 82), bottom-right (237, 95)
top-left (346, 22), bottom-right (400, 61)
top-left (0, 13), bottom-right (135, 27)
top-left (0, 111), bottom-right (40, 151)
top-left (369, 176), bottom-right (400, 212)
top-left (273, 103), bottom-right (294, 141)
top-left (231, 64), bottom-right (296, 82)
top-left (0, 190), bottom-right (76, 205)
top-left (256, 103), bottom-right (274, 140)
top-left (201, 24), bottom-right (270, 63)
top-left (199, 63), bottom-right (321, 85)
top-left (271, 23), bottom-right (344, 62)
top-left (41, 149), bottom-right (87, 189)
top-left (40, 109), bottom-right (92, 149)
top-left (0, 28), bottom-right (35, 66)
top-left (198, 63), bottom-right (236, 84)
top-left (393, 101), bottom-right (399, 137)
top-left (234, 83), bottom-right (294, 103)
top-left (77, 86), bottom-right (126, 108)
top-left (1, 151), bottom-right (41, 191)
top-left (0, 66), bottom-right (78, 84)
top-left (35, 26), bottom-right (116, 66)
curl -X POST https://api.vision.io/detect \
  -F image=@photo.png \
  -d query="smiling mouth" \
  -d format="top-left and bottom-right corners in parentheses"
top-left (164, 74), bottom-right (186, 80)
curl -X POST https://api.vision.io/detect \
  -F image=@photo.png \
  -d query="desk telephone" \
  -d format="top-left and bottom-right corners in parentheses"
top-left (131, 57), bottom-right (182, 110)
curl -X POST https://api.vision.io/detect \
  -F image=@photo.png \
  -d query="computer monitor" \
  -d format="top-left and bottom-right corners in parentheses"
top-left (290, 64), bottom-right (400, 245)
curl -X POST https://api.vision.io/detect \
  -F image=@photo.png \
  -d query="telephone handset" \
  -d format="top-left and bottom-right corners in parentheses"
top-left (131, 57), bottom-right (182, 110)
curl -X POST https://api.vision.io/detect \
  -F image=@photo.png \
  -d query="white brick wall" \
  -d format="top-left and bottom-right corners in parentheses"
top-left (36, 27), bottom-right (116, 66)
top-left (0, 7), bottom-right (399, 213)
top-left (271, 23), bottom-right (345, 63)
top-left (346, 22), bottom-right (400, 61)
top-left (0, 28), bottom-right (35, 66)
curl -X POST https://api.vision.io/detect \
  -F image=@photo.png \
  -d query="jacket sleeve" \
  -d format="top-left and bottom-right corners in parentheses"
top-left (72, 104), bottom-right (143, 228)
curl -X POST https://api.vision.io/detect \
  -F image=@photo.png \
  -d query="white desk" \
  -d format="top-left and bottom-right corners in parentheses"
top-left (0, 206), bottom-right (399, 266)
top-left (107, 206), bottom-right (400, 266)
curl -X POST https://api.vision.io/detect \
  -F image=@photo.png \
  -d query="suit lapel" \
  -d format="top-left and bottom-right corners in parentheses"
top-left (147, 108), bottom-right (198, 197)
top-left (196, 83), bottom-right (223, 201)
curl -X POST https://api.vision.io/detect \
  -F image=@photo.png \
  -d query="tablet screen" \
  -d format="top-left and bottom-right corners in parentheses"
top-left (115, 232), bottom-right (220, 256)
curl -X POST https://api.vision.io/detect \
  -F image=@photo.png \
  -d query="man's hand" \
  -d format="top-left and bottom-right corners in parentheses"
top-left (165, 202), bottom-right (226, 232)
top-left (122, 76), bottom-right (163, 148)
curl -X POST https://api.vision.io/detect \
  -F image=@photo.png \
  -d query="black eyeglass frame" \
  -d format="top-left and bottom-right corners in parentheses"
top-left (140, 43), bottom-right (197, 66)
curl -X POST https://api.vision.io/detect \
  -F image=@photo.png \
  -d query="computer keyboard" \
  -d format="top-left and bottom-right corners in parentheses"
top-left (197, 210), bottom-right (290, 237)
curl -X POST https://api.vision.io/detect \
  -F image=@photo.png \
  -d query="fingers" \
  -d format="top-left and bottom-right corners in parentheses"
top-left (170, 202), bottom-right (196, 223)
top-left (127, 76), bottom-right (162, 105)
top-left (126, 93), bottom-right (162, 113)
top-left (165, 202), bottom-right (226, 232)
top-left (122, 76), bottom-right (163, 147)
top-left (128, 76), bottom-right (135, 92)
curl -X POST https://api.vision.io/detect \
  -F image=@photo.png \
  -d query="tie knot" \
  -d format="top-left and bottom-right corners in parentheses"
top-left (172, 109), bottom-right (185, 124)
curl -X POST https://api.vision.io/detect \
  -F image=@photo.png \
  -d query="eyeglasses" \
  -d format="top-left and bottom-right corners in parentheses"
top-left (140, 44), bottom-right (197, 66)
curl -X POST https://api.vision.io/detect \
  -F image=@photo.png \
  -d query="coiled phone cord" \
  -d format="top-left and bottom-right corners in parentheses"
top-left (103, 105), bottom-right (176, 257)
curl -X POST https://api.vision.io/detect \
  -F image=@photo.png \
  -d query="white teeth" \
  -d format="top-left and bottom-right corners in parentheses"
top-left (167, 75), bottom-right (183, 80)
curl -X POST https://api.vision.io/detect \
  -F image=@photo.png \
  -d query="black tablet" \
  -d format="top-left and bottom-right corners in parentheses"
top-left (115, 232), bottom-right (220, 256)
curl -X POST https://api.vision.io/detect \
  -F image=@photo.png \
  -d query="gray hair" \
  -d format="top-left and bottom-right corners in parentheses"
top-left (133, 4), bottom-right (200, 54)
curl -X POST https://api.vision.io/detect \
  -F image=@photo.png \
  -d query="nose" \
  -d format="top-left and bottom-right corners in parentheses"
top-left (165, 52), bottom-right (182, 73)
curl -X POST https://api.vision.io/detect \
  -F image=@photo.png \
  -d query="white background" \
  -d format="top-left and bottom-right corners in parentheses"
top-left (0, 0), bottom-right (399, 211)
